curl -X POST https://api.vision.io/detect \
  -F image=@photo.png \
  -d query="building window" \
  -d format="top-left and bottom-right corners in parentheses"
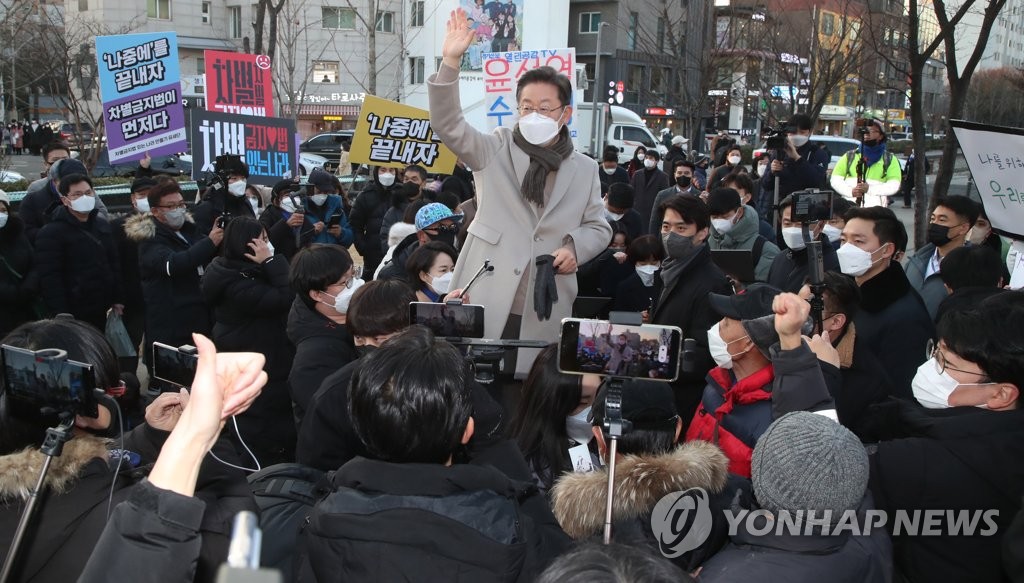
top-left (628, 12), bottom-right (639, 50)
top-left (821, 13), bottom-right (835, 36)
top-left (844, 86), bottom-right (855, 106)
top-left (580, 12), bottom-right (601, 34)
top-left (229, 6), bottom-right (242, 38)
top-left (435, 56), bottom-right (443, 71)
top-left (626, 64), bottom-right (643, 103)
top-left (650, 67), bottom-right (666, 94)
top-left (322, 6), bottom-right (356, 29)
top-left (376, 11), bottom-right (395, 33)
top-left (197, 57), bottom-right (205, 75)
top-left (201, 1), bottom-right (210, 23)
top-left (79, 0), bottom-right (88, 11)
top-left (410, 1), bottom-right (424, 27)
top-left (147, 0), bottom-right (170, 20)
top-left (313, 61), bottom-right (339, 83)
top-left (409, 57), bottom-right (425, 84)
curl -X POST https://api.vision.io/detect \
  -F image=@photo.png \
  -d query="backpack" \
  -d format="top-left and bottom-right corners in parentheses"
top-left (843, 149), bottom-right (896, 180)
top-left (248, 463), bottom-right (333, 578)
top-left (751, 235), bottom-right (767, 267)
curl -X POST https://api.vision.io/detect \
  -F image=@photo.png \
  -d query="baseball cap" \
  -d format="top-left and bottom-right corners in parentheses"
top-left (708, 283), bottom-right (782, 321)
top-left (671, 135), bottom-right (688, 146)
top-left (415, 202), bottom-right (463, 231)
top-left (706, 188), bottom-right (742, 216)
top-left (308, 168), bottom-right (336, 193)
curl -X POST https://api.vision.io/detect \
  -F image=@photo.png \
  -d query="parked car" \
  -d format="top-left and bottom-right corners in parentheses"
top-left (299, 131), bottom-right (354, 170)
top-left (753, 135), bottom-right (862, 174)
top-left (50, 121), bottom-right (101, 146)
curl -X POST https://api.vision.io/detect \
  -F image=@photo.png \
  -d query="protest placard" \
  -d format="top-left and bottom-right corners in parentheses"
top-left (96, 32), bottom-right (187, 163)
top-left (190, 110), bottom-right (297, 187)
top-left (204, 50), bottom-right (273, 116)
top-left (951, 120), bottom-right (1024, 239)
top-left (482, 48), bottom-right (577, 134)
top-left (349, 95), bottom-right (457, 174)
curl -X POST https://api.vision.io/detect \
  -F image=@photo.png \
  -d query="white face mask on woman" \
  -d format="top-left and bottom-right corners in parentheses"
top-left (565, 406), bottom-right (593, 444)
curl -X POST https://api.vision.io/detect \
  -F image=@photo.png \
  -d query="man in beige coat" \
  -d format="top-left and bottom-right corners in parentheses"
top-left (429, 9), bottom-right (611, 376)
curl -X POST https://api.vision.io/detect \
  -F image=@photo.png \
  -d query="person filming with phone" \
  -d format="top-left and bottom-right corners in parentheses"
top-left (428, 8), bottom-right (611, 378)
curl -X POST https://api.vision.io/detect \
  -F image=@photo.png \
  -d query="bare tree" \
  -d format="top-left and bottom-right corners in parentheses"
top-left (963, 67), bottom-right (1024, 125)
top-left (252, 0), bottom-right (287, 61)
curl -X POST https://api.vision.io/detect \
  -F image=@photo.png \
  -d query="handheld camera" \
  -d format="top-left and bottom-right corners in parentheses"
top-left (558, 318), bottom-right (683, 382)
top-left (764, 125), bottom-right (792, 153)
top-left (153, 342), bottom-right (199, 389)
top-left (217, 211), bottom-right (233, 229)
top-left (1, 345), bottom-right (98, 419)
top-left (790, 189), bottom-right (834, 224)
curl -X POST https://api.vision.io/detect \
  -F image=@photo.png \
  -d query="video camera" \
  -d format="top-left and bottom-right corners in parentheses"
top-left (1, 345), bottom-right (98, 420)
top-left (764, 125), bottom-right (793, 153)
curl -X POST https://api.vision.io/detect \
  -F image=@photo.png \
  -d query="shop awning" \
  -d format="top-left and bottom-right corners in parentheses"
top-left (281, 104), bottom-right (362, 117)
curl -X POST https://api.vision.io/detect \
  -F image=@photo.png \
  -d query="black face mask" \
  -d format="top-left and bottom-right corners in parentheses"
top-left (927, 223), bottom-right (959, 247)
top-left (863, 138), bottom-right (880, 148)
top-left (430, 227), bottom-right (458, 248)
top-left (675, 175), bottom-right (692, 188)
top-left (355, 345), bottom-right (376, 358)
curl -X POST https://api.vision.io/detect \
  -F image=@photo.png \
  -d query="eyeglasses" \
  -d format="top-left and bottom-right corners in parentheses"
top-left (927, 339), bottom-right (988, 378)
top-left (65, 190), bottom-right (94, 199)
top-left (158, 202), bottom-right (187, 210)
top-left (517, 105), bottom-right (566, 116)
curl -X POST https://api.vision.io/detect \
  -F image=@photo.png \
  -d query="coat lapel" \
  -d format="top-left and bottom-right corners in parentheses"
top-left (543, 155), bottom-right (579, 220)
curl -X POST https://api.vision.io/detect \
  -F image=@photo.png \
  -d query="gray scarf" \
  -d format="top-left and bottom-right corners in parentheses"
top-left (511, 126), bottom-right (574, 207)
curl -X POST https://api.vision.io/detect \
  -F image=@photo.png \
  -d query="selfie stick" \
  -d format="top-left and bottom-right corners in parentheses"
top-left (802, 222), bottom-right (826, 335)
top-left (0, 415), bottom-right (75, 583)
top-left (600, 310), bottom-right (642, 545)
top-left (454, 259), bottom-right (493, 303)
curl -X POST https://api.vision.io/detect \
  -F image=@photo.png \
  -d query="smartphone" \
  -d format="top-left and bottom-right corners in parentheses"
top-left (1, 345), bottom-right (98, 418)
top-left (328, 213), bottom-right (342, 227)
top-left (791, 189), bottom-right (834, 223)
top-left (153, 342), bottom-right (199, 388)
top-left (558, 318), bottom-right (683, 382)
top-left (410, 302), bottom-right (485, 339)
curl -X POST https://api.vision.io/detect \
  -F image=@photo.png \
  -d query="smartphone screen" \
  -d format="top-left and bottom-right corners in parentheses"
top-left (153, 342), bottom-right (199, 388)
top-left (791, 190), bottom-right (834, 223)
top-left (1, 345), bottom-right (98, 418)
top-left (410, 302), bottom-right (485, 339)
top-left (558, 319), bottom-right (682, 382)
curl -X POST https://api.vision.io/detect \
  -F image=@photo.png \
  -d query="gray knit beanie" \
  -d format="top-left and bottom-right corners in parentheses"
top-left (751, 411), bottom-right (868, 521)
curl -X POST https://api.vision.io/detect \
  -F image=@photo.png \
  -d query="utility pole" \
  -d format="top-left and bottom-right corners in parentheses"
top-left (590, 21), bottom-right (609, 156)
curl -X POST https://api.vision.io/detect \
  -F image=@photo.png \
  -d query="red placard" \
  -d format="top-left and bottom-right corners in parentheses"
top-left (204, 50), bottom-right (273, 116)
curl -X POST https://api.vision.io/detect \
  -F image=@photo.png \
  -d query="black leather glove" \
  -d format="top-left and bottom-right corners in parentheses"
top-left (534, 255), bottom-right (558, 321)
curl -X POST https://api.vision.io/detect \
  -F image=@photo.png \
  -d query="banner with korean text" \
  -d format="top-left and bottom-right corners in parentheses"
top-left (482, 48), bottom-right (577, 135)
top-left (204, 50), bottom-right (273, 116)
top-left (349, 95), bottom-right (457, 174)
top-left (96, 32), bottom-right (187, 163)
top-left (190, 110), bottom-right (297, 187)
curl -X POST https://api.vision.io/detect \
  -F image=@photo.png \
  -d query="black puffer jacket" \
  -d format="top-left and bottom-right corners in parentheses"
top-left (126, 213), bottom-right (217, 360)
top-left (18, 178), bottom-right (109, 244)
top-left (285, 297), bottom-right (356, 424)
top-left (111, 210), bottom-right (145, 312)
top-left (192, 188), bottom-right (258, 236)
top-left (0, 214), bottom-right (38, 337)
top-left (298, 457), bottom-right (570, 583)
top-left (349, 176), bottom-right (394, 277)
top-left (202, 255), bottom-right (296, 463)
top-left (34, 206), bottom-right (121, 328)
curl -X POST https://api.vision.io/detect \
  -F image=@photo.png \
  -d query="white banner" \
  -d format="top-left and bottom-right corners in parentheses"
top-left (951, 120), bottom-right (1024, 238)
top-left (482, 48), bottom-right (578, 136)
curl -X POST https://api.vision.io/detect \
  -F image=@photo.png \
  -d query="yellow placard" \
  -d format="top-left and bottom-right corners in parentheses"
top-left (349, 95), bottom-right (457, 174)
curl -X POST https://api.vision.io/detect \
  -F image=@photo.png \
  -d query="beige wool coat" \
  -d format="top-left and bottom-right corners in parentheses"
top-left (428, 67), bottom-right (612, 375)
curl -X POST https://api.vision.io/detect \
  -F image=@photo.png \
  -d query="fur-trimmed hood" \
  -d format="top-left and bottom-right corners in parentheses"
top-left (124, 211), bottom-right (195, 243)
top-left (0, 434), bottom-right (109, 501)
top-left (551, 440), bottom-right (730, 539)
top-left (388, 221), bottom-right (416, 248)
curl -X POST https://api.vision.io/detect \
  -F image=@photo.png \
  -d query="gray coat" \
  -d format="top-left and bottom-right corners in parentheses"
top-left (428, 66), bottom-right (611, 375)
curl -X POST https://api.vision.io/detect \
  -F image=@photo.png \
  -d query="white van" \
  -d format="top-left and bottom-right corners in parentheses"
top-left (573, 103), bottom-right (667, 164)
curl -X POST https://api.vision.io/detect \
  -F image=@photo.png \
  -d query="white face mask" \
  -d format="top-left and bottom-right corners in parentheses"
top-left (603, 166), bottom-right (616, 175)
top-left (248, 196), bottom-right (260, 213)
top-left (321, 278), bottom-right (364, 314)
top-left (757, 163), bottom-right (767, 175)
top-left (707, 321), bottom-right (751, 369)
top-left (823, 223), bottom-right (842, 243)
top-left (311, 194), bottom-right (328, 206)
top-left (517, 111), bottom-right (562, 145)
top-left (228, 180), bottom-right (247, 197)
top-left (911, 357), bottom-right (997, 409)
top-left (968, 226), bottom-right (991, 245)
top-left (280, 196), bottom-right (298, 214)
top-left (565, 405), bottom-right (593, 444)
top-left (430, 271), bottom-right (453, 294)
top-left (789, 134), bottom-right (809, 148)
top-left (0, 212), bottom-right (7, 229)
top-left (727, 155), bottom-right (742, 165)
top-left (636, 153), bottom-right (645, 161)
top-left (837, 243), bottom-right (884, 277)
top-left (69, 194), bottom-right (96, 213)
top-left (134, 197), bottom-right (150, 213)
top-left (781, 226), bottom-right (806, 251)
top-left (635, 264), bottom-right (658, 287)
top-left (265, 240), bottom-right (276, 256)
top-left (378, 172), bottom-right (396, 187)
top-left (643, 159), bottom-right (657, 169)
top-left (712, 212), bottom-right (738, 236)
top-left (605, 209), bottom-right (624, 222)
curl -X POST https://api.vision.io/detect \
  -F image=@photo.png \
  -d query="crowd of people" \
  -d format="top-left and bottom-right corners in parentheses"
top-left (0, 9), bottom-right (1022, 583)
top-left (2, 119), bottom-right (54, 157)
